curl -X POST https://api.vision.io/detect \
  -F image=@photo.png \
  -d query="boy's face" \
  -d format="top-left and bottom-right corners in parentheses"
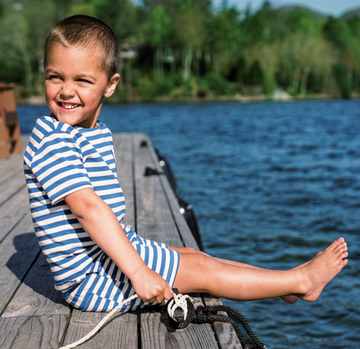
top-left (45, 43), bottom-right (119, 128)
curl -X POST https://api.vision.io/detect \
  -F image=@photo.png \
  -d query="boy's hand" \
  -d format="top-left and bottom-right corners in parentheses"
top-left (131, 265), bottom-right (173, 304)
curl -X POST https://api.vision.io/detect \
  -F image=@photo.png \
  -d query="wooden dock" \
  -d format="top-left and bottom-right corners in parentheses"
top-left (0, 133), bottom-right (242, 349)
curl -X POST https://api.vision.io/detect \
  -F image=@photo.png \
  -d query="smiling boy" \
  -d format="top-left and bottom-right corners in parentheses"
top-left (44, 17), bottom-right (120, 128)
top-left (24, 15), bottom-right (348, 313)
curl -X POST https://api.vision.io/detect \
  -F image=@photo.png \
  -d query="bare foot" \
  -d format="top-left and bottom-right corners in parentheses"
top-left (299, 237), bottom-right (348, 302)
top-left (281, 251), bottom-right (324, 304)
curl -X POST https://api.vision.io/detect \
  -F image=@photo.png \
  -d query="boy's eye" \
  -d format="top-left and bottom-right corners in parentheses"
top-left (48, 75), bottom-right (61, 80)
top-left (78, 79), bottom-right (91, 84)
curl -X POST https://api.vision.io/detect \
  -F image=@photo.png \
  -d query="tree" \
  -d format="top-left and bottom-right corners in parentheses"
top-left (333, 63), bottom-right (351, 98)
top-left (208, 6), bottom-right (242, 76)
top-left (323, 17), bottom-right (352, 50)
top-left (286, 8), bottom-right (323, 35)
top-left (141, 0), bottom-right (212, 18)
top-left (241, 1), bottom-right (287, 46)
top-left (247, 59), bottom-right (264, 85)
top-left (174, 8), bottom-right (206, 80)
top-left (24, 0), bottom-right (57, 74)
top-left (279, 33), bottom-right (334, 95)
top-left (142, 5), bottom-right (172, 77)
top-left (0, 3), bottom-right (32, 90)
top-left (92, 0), bottom-right (138, 45)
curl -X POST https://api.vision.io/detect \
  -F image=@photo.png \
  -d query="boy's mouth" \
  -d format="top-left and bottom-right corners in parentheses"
top-left (58, 102), bottom-right (80, 110)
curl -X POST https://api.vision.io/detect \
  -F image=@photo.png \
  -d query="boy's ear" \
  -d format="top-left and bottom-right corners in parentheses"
top-left (104, 73), bottom-right (120, 97)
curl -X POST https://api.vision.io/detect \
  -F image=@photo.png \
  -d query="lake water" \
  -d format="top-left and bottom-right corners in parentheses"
top-left (18, 100), bottom-right (360, 349)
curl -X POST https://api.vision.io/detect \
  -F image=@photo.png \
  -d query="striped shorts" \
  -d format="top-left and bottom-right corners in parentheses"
top-left (62, 225), bottom-right (180, 312)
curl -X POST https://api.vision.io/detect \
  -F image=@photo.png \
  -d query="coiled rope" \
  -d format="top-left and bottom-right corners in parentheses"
top-left (166, 292), bottom-right (267, 349)
top-left (59, 292), bottom-right (266, 349)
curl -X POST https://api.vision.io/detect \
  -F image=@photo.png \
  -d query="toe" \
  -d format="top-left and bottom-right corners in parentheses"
top-left (328, 238), bottom-right (344, 251)
top-left (334, 243), bottom-right (347, 253)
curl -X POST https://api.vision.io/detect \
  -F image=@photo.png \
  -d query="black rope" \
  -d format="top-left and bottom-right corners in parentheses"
top-left (169, 298), bottom-right (267, 349)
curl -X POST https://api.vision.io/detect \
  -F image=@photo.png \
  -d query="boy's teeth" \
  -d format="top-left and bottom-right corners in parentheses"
top-left (62, 103), bottom-right (78, 109)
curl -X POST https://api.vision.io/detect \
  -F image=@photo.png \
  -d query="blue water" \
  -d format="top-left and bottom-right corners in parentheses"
top-left (18, 100), bottom-right (360, 348)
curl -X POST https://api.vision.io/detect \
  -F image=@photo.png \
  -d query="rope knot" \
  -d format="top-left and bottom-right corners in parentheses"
top-left (193, 306), bottom-right (216, 324)
top-left (167, 292), bottom-right (194, 323)
top-left (165, 291), bottom-right (267, 349)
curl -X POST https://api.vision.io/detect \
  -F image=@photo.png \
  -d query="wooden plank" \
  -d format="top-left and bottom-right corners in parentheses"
top-left (137, 221), bottom-right (184, 248)
top-left (132, 134), bottom-right (219, 349)
top-left (62, 310), bottom-right (138, 349)
top-left (0, 253), bottom-right (70, 348)
top-left (113, 133), bottom-right (135, 228)
top-left (144, 135), bottom-right (242, 349)
top-left (140, 307), bottom-right (219, 349)
top-left (202, 294), bottom-right (242, 349)
top-left (0, 188), bottom-right (30, 242)
top-left (0, 153), bottom-right (23, 181)
top-left (146, 142), bottom-right (199, 250)
top-left (0, 213), bottom-right (39, 315)
top-left (0, 170), bottom-right (26, 207)
top-left (133, 134), bottom-right (182, 242)
top-left (2, 252), bottom-right (68, 318)
top-left (0, 314), bottom-right (67, 349)
top-left (133, 133), bottom-right (184, 246)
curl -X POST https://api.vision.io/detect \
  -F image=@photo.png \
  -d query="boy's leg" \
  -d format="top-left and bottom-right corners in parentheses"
top-left (170, 238), bottom-right (348, 302)
top-left (171, 247), bottom-right (322, 270)
top-left (170, 247), bottom-right (323, 304)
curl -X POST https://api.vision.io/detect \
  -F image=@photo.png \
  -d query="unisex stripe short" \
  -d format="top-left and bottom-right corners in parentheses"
top-left (63, 225), bottom-right (180, 312)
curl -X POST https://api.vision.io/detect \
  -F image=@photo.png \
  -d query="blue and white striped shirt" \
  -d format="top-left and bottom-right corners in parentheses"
top-left (24, 116), bottom-right (126, 292)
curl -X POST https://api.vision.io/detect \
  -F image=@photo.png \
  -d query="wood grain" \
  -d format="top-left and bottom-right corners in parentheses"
top-left (0, 153), bottom-right (23, 181)
top-left (0, 188), bottom-right (30, 242)
top-left (0, 167), bottom-right (26, 207)
top-left (0, 314), bottom-right (68, 349)
top-left (140, 309), bottom-right (219, 349)
top-left (202, 294), bottom-right (243, 349)
top-left (0, 213), bottom-right (39, 315)
top-left (2, 252), bottom-right (69, 318)
top-left (62, 310), bottom-right (138, 349)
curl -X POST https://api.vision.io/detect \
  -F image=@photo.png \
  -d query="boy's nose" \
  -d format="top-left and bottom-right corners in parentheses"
top-left (60, 82), bottom-right (76, 98)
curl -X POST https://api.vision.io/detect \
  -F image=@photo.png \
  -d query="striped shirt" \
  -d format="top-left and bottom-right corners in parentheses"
top-left (24, 116), bottom-right (126, 292)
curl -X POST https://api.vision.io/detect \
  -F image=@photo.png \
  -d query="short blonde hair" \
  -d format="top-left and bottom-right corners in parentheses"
top-left (44, 15), bottom-right (118, 80)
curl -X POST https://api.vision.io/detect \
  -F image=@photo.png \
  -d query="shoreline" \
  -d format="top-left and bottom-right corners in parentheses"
top-left (17, 93), bottom-right (360, 106)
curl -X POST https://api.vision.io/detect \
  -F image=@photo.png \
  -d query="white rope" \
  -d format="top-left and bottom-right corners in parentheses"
top-left (60, 292), bottom-right (193, 348)
top-left (59, 294), bottom-right (138, 349)
top-left (167, 293), bottom-right (193, 322)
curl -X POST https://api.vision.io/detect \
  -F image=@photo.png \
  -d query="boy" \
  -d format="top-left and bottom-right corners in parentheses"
top-left (24, 15), bottom-right (348, 313)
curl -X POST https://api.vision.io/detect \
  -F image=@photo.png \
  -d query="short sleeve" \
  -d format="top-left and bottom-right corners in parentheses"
top-left (30, 131), bottom-right (93, 205)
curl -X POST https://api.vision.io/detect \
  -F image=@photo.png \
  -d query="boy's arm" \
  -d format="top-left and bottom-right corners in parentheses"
top-left (64, 188), bottom-right (173, 303)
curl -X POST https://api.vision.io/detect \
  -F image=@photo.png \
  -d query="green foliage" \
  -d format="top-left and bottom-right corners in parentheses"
top-left (92, 0), bottom-right (138, 44)
top-left (347, 17), bottom-right (360, 37)
top-left (307, 71), bottom-right (322, 93)
top-left (241, 1), bottom-right (286, 46)
top-left (67, 3), bottom-right (96, 17)
top-left (209, 6), bottom-right (241, 53)
top-left (232, 56), bottom-right (247, 84)
top-left (247, 60), bottom-right (264, 85)
top-left (142, 5), bottom-right (171, 46)
top-left (203, 72), bottom-right (236, 96)
top-left (286, 9), bottom-right (323, 34)
top-left (262, 71), bottom-right (276, 96)
top-left (323, 17), bottom-right (353, 50)
top-left (138, 76), bottom-right (174, 101)
top-left (333, 63), bottom-right (351, 98)
top-left (1, 0), bottom-right (360, 100)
